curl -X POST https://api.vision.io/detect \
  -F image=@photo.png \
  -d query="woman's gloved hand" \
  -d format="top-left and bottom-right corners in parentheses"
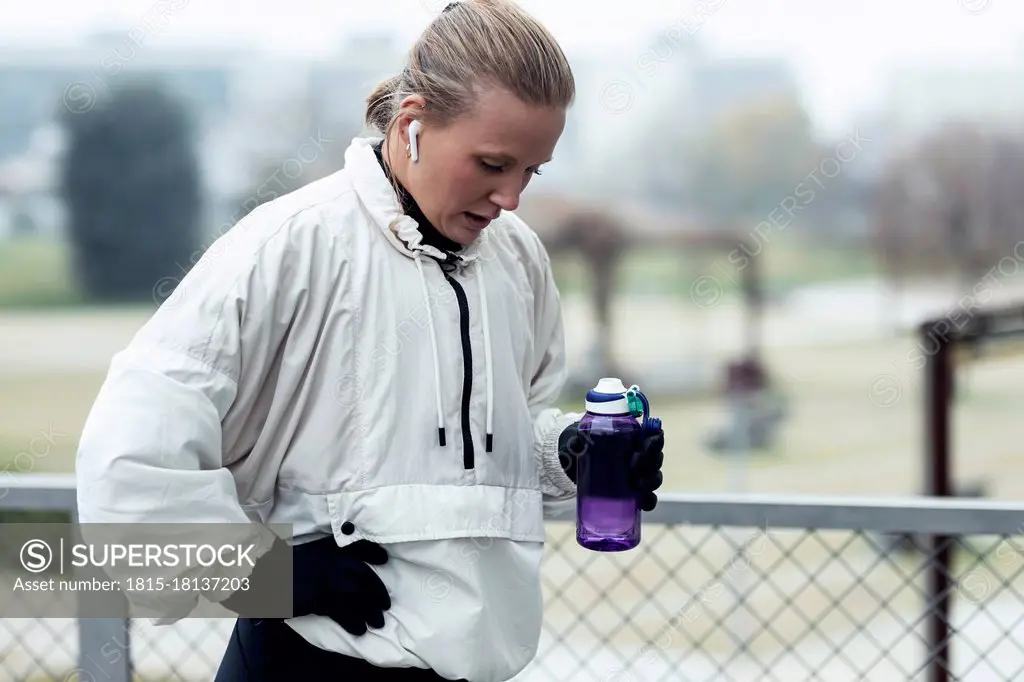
top-left (221, 535), bottom-right (392, 636)
top-left (631, 426), bottom-right (665, 512)
top-left (558, 421), bottom-right (665, 511)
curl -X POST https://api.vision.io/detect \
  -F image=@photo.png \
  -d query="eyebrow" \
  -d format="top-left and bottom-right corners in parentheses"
top-left (484, 152), bottom-right (554, 165)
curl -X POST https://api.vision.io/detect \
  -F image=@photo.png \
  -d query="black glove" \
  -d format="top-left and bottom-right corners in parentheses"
top-left (557, 422), bottom-right (583, 484)
top-left (558, 421), bottom-right (665, 512)
top-left (221, 535), bottom-right (391, 636)
top-left (631, 425), bottom-right (665, 512)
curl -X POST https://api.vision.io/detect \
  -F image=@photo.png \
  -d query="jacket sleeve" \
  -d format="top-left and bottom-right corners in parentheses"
top-left (527, 235), bottom-right (584, 520)
top-left (74, 208), bottom-right (306, 621)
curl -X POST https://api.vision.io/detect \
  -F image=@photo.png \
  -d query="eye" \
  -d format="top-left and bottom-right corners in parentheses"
top-left (479, 159), bottom-right (544, 176)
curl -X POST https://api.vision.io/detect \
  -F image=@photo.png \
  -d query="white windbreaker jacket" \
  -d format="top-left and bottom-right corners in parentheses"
top-left (75, 135), bottom-right (582, 682)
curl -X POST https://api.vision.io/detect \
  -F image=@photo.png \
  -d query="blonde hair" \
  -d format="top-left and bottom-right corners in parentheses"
top-left (364, 0), bottom-right (575, 138)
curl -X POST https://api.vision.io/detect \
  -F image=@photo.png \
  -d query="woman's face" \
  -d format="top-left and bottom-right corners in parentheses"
top-left (399, 87), bottom-right (566, 245)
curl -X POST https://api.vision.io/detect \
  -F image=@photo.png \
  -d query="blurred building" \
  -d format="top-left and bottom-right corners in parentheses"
top-left (0, 125), bottom-right (65, 239)
top-left (0, 31), bottom-right (258, 240)
top-left (0, 31), bottom-right (407, 243)
top-left (0, 31), bottom-right (249, 158)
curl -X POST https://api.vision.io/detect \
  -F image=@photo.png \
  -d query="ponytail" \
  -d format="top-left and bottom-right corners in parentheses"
top-left (364, 74), bottom-right (403, 135)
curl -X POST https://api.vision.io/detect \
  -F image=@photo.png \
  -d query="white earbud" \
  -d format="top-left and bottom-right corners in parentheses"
top-left (408, 120), bottom-right (422, 163)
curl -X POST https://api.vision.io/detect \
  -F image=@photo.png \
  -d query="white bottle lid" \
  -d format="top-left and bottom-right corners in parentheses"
top-left (594, 377), bottom-right (627, 394)
top-left (586, 377), bottom-right (631, 415)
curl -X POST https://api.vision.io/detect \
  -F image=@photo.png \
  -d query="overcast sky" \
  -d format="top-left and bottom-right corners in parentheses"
top-left (2, 0), bottom-right (1022, 135)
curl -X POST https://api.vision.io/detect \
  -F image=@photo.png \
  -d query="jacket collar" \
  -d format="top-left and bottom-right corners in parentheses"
top-left (344, 136), bottom-right (487, 268)
top-left (370, 140), bottom-right (463, 256)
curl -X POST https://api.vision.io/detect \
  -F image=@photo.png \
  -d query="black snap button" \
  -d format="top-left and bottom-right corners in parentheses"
top-left (340, 521), bottom-right (355, 535)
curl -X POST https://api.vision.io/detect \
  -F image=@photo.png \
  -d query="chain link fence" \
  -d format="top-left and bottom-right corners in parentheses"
top-left (4, 477), bottom-right (1024, 681)
top-left (521, 520), bottom-right (1024, 681)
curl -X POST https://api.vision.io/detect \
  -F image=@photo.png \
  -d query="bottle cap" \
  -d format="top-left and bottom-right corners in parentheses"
top-left (586, 377), bottom-right (631, 415)
top-left (593, 377), bottom-right (627, 394)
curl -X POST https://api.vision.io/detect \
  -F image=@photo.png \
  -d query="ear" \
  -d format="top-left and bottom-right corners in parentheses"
top-left (395, 95), bottom-right (427, 145)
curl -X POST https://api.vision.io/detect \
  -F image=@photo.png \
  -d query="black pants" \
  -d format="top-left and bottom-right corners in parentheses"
top-left (214, 618), bottom-right (468, 681)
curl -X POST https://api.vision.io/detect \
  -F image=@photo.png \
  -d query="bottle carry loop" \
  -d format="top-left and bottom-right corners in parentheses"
top-left (625, 385), bottom-right (662, 435)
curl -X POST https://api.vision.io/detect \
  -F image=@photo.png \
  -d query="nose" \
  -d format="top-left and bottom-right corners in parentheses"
top-left (489, 179), bottom-right (523, 212)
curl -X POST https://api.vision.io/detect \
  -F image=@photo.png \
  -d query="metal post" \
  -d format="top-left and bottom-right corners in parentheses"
top-left (78, 619), bottom-right (132, 682)
top-left (1, 476), bottom-right (134, 681)
top-left (741, 239), bottom-right (762, 364)
top-left (923, 318), bottom-right (953, 682)
top-left (70, 507), bottom-right (133, 682)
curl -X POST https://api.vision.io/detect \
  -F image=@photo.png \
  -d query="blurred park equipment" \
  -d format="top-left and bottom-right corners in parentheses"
top-left (57, 76), bottom-right (202, 304)
top-left (704, 354), bottom-right (789, 459)
top-left (518, 192), bottom-right (789, 447)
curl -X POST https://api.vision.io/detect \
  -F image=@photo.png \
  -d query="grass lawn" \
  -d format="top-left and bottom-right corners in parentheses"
top-left (0, 372), bottom-right (104, 476)
top-left (1, 232), bottom-right (881, 312)
top-left (0, 237), bottom-right (81, 309)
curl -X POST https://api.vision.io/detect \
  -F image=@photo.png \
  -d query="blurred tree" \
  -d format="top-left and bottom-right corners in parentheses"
top-left (871, 121), bottom-right (1024, 284)
top-left (684, 93), bottom-right (820, 223)
top-left (985, 133), bottom-right (1024, 257)
top-left (58, 76), bottom-right (202, 303)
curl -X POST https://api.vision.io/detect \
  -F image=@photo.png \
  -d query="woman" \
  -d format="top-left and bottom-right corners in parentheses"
top-left (75, 1), bottom-right (665, 680)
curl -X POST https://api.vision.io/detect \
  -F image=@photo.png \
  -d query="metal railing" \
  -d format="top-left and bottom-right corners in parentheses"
top-left (4, 474), bottom-right (1024, 681)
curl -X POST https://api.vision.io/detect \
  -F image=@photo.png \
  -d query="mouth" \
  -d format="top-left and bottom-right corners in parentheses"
top-left (463, 211), bottom-right (495, 230)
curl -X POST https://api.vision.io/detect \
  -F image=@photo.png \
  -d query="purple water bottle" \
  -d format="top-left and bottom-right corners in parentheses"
top-left (576, 378), bottom-right (660, 552)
